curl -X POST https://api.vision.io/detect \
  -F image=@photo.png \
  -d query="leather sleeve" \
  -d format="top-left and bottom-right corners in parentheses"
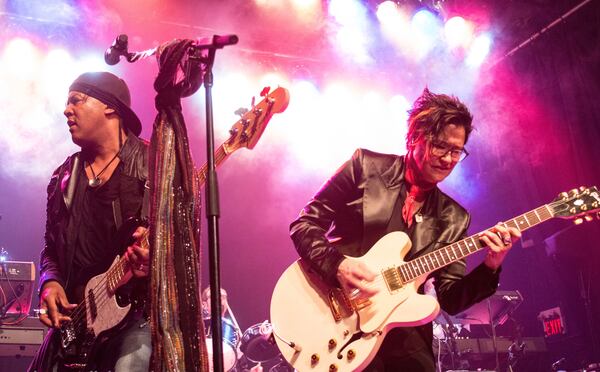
top-left (433, 219), bottom-right (501, 315)
top-left (39, 167), bottom-right (66, 292)
top-left (289, 149), bottom-right (364, 286)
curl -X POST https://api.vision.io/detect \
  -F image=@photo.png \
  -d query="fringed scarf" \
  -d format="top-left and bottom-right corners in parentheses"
top-left (148, 39), bottom-right (209, 372)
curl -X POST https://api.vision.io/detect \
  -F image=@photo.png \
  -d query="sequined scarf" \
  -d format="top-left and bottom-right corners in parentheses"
top-left (148, 39), bottom-right (208, 372)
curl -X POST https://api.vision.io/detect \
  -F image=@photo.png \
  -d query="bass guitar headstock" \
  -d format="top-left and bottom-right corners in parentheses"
top-left (223, 86), bottom-right (290, 154)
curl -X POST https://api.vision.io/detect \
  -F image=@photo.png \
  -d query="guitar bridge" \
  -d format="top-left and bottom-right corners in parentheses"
top-left (327, 289), bottom-right (354, 321)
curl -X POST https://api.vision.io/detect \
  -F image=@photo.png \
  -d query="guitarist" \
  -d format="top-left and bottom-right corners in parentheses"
top-left (29, 72), bottom-right (151, 371)
top-left (289, 88), bottom-right (521, 371)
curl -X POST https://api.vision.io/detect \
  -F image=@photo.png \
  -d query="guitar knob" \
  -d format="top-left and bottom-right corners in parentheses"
top-left (329, 364), bottom-right (338, 372)
top-left (328, 339), bottom-right (337, 350)
top-left (311, 354), bottom-right (319, 365)
top-left (581, 204), bottom-right (588, 211)
top-left (347, 349), bottom-right (356, 360)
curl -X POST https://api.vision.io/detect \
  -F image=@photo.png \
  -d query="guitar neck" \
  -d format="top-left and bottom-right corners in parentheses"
top-left (197, 145), bottom-right (229, 187)
top-left (105, 231), bottom-right (150, 294)
top-left (105, 256), bottom-right (131, 294)
top-left (399, 204), bottom-right (555, 282)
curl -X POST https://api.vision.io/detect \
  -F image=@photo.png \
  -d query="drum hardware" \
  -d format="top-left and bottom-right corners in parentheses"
top-left (203, 288), bottom-right (243, 372)
top-left (240, 320), bottom-right (280, 364)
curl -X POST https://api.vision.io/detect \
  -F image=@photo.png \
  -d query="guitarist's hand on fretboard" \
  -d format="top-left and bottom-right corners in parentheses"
top-left (39, 280), bottom-right (77, 328)
top-left (126, 226), bottom-right (150, 277)
top-left (479, 223), bottom-right (522, 271)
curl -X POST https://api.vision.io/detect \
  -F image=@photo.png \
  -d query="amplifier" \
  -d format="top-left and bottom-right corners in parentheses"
top-left (0, 317), bottom-right (46, 357)
top-left (454, 337), bottom-right (547, 354)
top-left (0, 261), bottom-right (35, 317)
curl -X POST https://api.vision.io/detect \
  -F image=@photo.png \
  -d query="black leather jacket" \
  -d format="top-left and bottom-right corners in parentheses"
top-left (39, 133), bottom-right (149, 294)
top-left (290, 148), bottom-right (500, 358)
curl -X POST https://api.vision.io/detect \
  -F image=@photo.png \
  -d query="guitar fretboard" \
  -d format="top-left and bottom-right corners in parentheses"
top-left (397, 204), bottom-right (554, 282)
top-left (197, 145), bottom-right (229, 186)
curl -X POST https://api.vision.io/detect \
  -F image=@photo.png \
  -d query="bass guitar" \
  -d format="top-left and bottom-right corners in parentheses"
top-left (54, 86), bottom-right (290, 370)
top-left (270, 186), bottom-right (600, 372)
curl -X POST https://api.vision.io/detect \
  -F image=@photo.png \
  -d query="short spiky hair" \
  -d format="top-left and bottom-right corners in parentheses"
top-left (405, 88), bottom-right (473, 148)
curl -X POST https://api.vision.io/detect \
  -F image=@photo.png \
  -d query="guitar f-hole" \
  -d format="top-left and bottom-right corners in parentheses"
top-left (336, 331), bottom-right (363, 360)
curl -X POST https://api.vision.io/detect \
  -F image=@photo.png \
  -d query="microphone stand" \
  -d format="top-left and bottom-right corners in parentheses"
top-left (488, 298), bottom-right (500, 372)
top-left (190, 35), bottom-right (238, 372)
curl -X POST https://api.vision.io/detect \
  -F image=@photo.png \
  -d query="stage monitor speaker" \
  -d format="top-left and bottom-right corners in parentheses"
top-left (0, 261), bottom-right (35, 320)
top-left (0, 316), bottom-right (47, 372)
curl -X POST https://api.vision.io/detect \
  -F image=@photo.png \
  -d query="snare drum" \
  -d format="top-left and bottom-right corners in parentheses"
top-left (206, 318), bottom-right (240, 371)
top-left (240, 321), bottom-right (280, 363)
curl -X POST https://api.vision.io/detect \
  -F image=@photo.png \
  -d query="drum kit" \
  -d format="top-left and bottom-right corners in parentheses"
top-left (202, 288), bottom-right (294, 372)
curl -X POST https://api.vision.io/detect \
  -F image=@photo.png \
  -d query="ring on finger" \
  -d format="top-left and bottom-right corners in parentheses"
top-left (38, 308), bottom-right (48, 315)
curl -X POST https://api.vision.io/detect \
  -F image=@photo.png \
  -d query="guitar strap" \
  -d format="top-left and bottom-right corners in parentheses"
top-left (112, 198), bottom-right (123, 230)
top-left (112, 178), bottom-right (150, 231)
top-left (141, 180), bottom-right (150, 219)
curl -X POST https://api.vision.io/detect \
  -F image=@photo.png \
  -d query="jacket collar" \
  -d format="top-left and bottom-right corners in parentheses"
top-left (61, 132), bottom-right (144, 206)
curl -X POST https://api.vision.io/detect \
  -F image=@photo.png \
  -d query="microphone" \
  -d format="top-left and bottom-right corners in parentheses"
top-left (194, 34), bottom-right (239, 50)
top-left (212, 34), bottom-right (238, 48)
top-left (104, 34), bottom-right (129, 65)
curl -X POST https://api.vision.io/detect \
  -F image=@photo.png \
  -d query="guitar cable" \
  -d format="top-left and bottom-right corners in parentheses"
top-left (271, 326), bottom-right (302, 352)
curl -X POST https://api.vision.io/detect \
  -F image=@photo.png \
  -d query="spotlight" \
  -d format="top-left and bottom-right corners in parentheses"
top-left (444, 16), bottom-right (473, 49)
top-left (466, 33), bottom-right (492, 67)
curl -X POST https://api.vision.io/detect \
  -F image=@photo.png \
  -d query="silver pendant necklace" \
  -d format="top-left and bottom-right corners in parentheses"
top-left (87, 152), bottom-right (120, 187)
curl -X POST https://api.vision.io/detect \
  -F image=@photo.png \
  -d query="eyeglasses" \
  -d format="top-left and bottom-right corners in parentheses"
top-left (429, 140), bottom-right (469, 162)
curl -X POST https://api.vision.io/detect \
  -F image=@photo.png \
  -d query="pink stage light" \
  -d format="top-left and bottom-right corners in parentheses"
top-left (376, 1), bottom-right (400, 26)
top-left (444, 16), bottom-right (473, 49)
top-left (41, 49), bottom-right (76, 107)
top-left (2, 38), bottom-right (41, 80)
top-left (328, 0), bottom-right (372, 65)
top-left (466, 33), bottom-right (492, 67)
top-left (409, 9), bottom-right (442, 60)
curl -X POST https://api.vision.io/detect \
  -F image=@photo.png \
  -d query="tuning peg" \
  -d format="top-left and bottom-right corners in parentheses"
top-left (584, 215), bottom-right (593, 222)
top-left (568, 188), bottom-right (580, 198)
top-left (580, 186), bottom-right (587, 192)
top-left (260, 86), bottom-right (271, 97)
top-left (559, 192), bottom-right (569, 200)
top-left (234, 107), bottom-right (249, 117)
top-left (574, 218), bottom-right (584, 225)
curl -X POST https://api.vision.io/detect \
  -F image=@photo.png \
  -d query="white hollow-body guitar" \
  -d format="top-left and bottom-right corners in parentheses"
top-left (270, 187), bottom-right (600, 372)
